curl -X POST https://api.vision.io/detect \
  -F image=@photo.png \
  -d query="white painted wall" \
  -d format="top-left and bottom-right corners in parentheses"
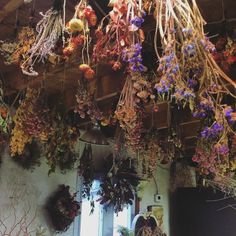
top-left (138, 166), bottom-right (170, 236)
top-left (0, 147), bottom-right (78, 236)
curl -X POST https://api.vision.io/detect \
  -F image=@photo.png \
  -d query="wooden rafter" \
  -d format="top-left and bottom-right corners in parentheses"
top-left (0, 0), bottom-right (24, 23)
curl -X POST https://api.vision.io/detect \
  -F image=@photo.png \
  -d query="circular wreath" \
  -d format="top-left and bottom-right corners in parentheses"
top-left (45, 185), bottom-right (80, 232)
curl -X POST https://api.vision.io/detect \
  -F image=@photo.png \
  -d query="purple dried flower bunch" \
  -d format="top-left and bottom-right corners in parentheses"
top-left (122, 43), bottom-right (146, 72)
top-left (153, 0), bottom-right (236, 188)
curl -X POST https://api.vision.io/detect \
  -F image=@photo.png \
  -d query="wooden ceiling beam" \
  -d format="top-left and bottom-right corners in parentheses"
top-left (0, 0), bottom-right (24, 23)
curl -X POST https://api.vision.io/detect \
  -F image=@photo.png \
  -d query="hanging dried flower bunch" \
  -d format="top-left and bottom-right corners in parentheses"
top-left (0, 86), bottom-right (11, 135)
top-left (10, 89), bottom-right (51, 156)
top-left (44, 116), bottom-right (79, 174)
top-left (21, 0), bottom-right (67, 76)
top-left (98, 178), bottom-right (135, 213)
top-left (142, 132), bottom-right (165, 178)
top-left (115, 73), bottom-right (150, 152)
top-left (150, 0), bottom-right (236, 191)
top-left (64, 0), bottom-right (97, 68)
top-left (46, 185), bottom-right (80, 232)
top-left (78, 144), bottom-right (94, 199)
top-left (97, 157), bottom-right (139, 213)
top-left (74, 77), bottom-right (103, 122)
top-left (213, 37), bottom-right (236, 73)
top-left (0, 27), bottom-right (36, 65)
top-left (93, 0), bottom-right (145, 70)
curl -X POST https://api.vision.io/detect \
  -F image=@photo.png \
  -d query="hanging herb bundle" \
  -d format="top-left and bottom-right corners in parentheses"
top-left (0, 27), bottom-right (36, 65)
top-left (44, 116), bottom-right (79, 174)
top-left (150, 0), bottom-right (236, 192)
top-left (97, 157), bottom-right (139, 213)
top-left (115, 74), bottom-right (150, 152)
top-left (93, 0), bottom-right (145, 71)
top-left (21, 0), bottom-right (66, 76)
top-left (74, 77), bottom-right (103, 121)
top-left (98, 178), bottom-right (135, 213)
top-left (46, 185), bottom-right (80, 232)
top-left (10, 89), bottom-right (51, 156)
top-left (141, 132), bottom-right (165, 178)
top-left (78, 144), bottom-right (95, 199)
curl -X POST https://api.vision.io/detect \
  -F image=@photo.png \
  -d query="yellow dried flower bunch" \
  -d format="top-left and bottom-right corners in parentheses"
top-left (10, 89), bottom-right (37, 156)
top-left (10, 88), bottom-right (51, 156)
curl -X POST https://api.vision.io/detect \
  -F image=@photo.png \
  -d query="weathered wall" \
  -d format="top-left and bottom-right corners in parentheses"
top-left (0, 147), bottom-right (78, 236)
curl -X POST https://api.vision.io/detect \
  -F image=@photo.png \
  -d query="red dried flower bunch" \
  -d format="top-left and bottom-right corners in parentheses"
top-left (213, 37), bottom-right (236, 73)
top-left (93, 0), bottom-right (145, 70)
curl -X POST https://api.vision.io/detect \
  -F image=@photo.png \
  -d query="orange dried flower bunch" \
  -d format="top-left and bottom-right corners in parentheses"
top-left (115, 76), bottom-right (144, 152)
top-left (10, 89), bottom-right (36, 156)
top-left (0, 27), bottom-right (35, 65)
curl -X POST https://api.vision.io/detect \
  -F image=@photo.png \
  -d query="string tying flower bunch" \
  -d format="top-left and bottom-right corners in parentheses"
top-left (21, 0), bottom-right (67, 76)
top-left (93, 0), bottom-right (145, 70)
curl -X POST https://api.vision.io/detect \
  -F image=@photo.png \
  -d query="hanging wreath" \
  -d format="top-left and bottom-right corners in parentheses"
top-left (45, 185), bottom-right (80, 232)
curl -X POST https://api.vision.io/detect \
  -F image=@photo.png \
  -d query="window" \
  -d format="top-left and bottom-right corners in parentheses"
top-left (79, 181), bottom-right (103, 236)
top-left (78, 180), bottom-right (133, 236)
top-left (113, 206), bottom-right (132, 236)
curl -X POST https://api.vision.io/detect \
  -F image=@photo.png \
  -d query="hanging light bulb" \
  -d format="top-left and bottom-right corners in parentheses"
top-left (79, 122), bottom-right (109, 145)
